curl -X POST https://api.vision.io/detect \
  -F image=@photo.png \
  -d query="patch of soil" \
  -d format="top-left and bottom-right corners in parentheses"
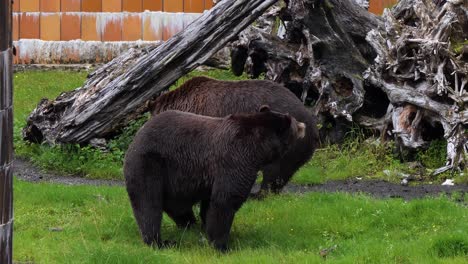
top-left (13, 158), bottom-right (123, 186)
top-left (284, 179), bottom-right (467, 201)
top-left (14, 158), bottom-right (468, 201)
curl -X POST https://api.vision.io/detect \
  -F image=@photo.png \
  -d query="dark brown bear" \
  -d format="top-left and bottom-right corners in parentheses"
top-left (124, 106), bottom-right (305, 251)
top-left (150, 76), bottom-right (319, 196)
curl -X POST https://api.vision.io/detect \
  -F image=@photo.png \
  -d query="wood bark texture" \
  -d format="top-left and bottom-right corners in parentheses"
top-left (23, 0), bottom-right (279, 144)
top-left (231, 0), bottom-right (467, 172)
top-left (365, 0), bottom-right (468, 173)
top-left (0, 0), bottom-right (14, 262)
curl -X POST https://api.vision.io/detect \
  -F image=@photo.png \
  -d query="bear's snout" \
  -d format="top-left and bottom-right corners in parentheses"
top-left (297, 122), bottom-right (306, 139)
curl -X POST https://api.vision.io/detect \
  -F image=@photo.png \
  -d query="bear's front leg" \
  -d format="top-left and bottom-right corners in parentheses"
top-left (204, 199), bottom-right (236, 252)
top-left (205, 187), bottom-right (250, 252)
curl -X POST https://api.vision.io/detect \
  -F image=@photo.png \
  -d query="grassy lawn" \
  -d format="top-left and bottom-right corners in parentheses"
top-left (13, 179), bottom-right (467, 263)
top-left (13, 69), bottom-right (466, 184)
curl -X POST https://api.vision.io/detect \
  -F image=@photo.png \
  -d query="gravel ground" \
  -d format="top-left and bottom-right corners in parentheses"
top-left (14, 158), bottom-right (468, 201)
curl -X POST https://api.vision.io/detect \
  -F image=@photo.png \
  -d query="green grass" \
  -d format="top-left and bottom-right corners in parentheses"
top-left (13, 179), bottom-right (468, 263)
top-left (294, 139), bottom-right (406, 185)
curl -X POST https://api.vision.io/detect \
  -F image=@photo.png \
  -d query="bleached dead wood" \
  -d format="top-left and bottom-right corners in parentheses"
top-left (365, 0), bottom-right (468, 173)
top-left (23, 0), bottom-right (279, 144)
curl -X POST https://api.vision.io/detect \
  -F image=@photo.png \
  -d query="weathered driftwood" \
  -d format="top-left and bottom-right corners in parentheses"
top-left (23, 0), bottom-right (279, 144)
top-left (231, 0), bottom-right (468, 171)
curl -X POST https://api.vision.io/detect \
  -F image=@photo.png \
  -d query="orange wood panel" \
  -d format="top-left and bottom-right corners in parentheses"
top-left (20, 0), bottom-right (40, 12)
top-left (40, 0), bottom-right (60, 12)
top-left (12, 14), bottom-right (19, 40)
top-left (102, 15), bottom-right (122, 41)
top-left (122, 14), bottom-right (142, 41)
top-left (143, 0), bottom-right (162, 11)
top-left (40, 13), bottom-right (61, 40)
top-left (61, 0), bottom-right (81, 12)
top-left (123, 0), bottom-right (142, 12)
top-left (82, 0), bottom-right (102, 12)
top-left (61, 13), bottom-right (81, 40)
top-left (142, 13), bottom-right (162, 41)
top-left (81, 14), bottom-right (100, 41)
top-left (184, 0), bottom-right (204, 13)
top-left (369, 0), bottom-right (398, 15)
top-left (204, 0), bottom-right (213, 9)
top-left (103, 0), bottom-right (122, 12)
top-left (368, 0), bottom-right (383, 14)
top-left (20, 13), bottom-right (40, 39)
top-left (164, 0), bottom-right (183, 12)
top-left (12, 0), bottom-right (20, 12)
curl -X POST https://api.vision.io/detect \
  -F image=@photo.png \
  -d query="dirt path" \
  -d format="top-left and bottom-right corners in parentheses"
top-left (13, 158), bottom-right (123, 186)
top-left (14, 158), bottom-right (468, 201)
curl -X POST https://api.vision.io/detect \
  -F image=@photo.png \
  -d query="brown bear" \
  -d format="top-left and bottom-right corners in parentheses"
top-left (149, 76), bottom-right (319, 196)
top-left (124, 106), bottom-right (305, 251)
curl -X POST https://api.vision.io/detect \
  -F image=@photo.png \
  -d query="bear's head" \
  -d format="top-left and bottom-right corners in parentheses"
top-left (258, 104), bottom-right (305, 147)
top-left (232, 105), bottom-right (306, 164)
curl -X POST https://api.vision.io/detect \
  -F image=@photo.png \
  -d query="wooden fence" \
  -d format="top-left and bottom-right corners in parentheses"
top-left (10, 0), bottom-right (397, 65)
top-left (0, 0), bottom-right (14, 263)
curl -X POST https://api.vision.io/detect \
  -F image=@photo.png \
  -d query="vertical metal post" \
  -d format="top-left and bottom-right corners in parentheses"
top-left (0, 0), bottom-right (14, 263)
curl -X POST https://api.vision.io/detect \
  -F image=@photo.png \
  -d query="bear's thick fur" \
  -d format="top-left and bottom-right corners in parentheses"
top-left (124, 107), bottom-right (305, 251)
top-left (150, 76), bottom-right (319, 195)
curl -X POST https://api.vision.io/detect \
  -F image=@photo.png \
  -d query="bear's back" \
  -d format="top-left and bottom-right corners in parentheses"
top-left (144, 110), bottom-right (224, 142)
top-left (153, 77), bottom-right (308, 120)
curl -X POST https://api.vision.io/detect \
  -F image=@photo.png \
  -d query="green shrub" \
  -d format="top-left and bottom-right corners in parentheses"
top-left (416, 140), bottom-right (447, 169)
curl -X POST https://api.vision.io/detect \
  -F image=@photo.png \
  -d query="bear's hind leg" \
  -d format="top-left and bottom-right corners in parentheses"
top-left (125, 154), bottom-right (170, 248)
top-left (127, 183), bottom-right (165, 247)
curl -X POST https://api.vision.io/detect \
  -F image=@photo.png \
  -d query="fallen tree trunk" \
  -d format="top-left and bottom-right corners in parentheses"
top-left (231, 0), bottom-right (467, 171)
top-left (23, 0), bottom-right (279, 144)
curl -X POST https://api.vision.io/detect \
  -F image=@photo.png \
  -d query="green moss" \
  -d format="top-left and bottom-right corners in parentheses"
top-left (451, 39), bottom-right (468, 55)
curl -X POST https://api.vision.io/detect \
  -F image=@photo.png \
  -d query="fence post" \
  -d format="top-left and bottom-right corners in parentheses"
top-left (0, 0), bottom-right (14, 263)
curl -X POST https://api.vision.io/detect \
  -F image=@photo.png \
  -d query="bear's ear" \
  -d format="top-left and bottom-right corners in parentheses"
top-left (259, 105), bottom-right (271, 112)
